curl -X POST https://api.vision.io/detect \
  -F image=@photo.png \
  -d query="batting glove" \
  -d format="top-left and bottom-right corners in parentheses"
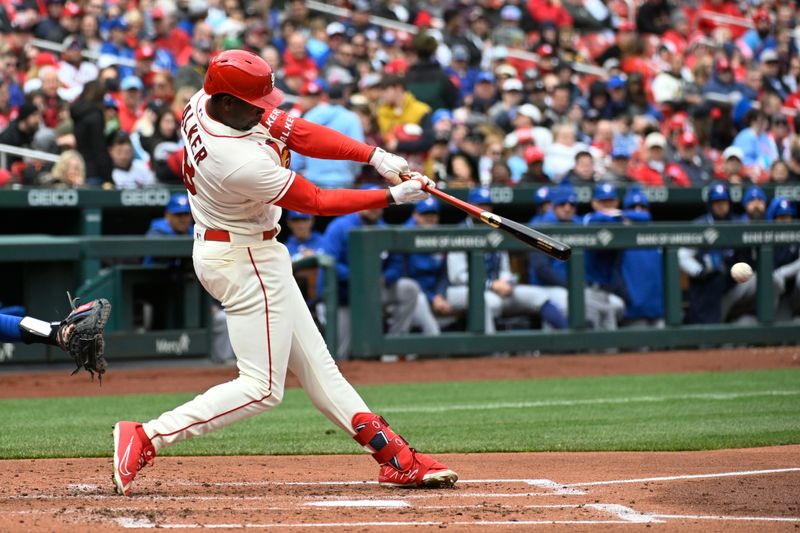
top-left (388, 174), bottom-right (434, 204)
top-left (369, 147), bottom-right (409, 185)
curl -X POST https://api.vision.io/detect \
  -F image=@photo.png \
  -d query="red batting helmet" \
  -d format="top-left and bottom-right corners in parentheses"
top-left (203, 49), bottom-right (284, 108)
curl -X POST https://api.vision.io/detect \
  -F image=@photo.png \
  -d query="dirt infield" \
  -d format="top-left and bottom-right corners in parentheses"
top-left (1, 346), bottom-right (798, 531)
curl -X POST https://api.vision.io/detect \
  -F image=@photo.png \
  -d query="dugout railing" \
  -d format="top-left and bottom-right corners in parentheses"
top-left (347, 222), bottom-right (800, 358)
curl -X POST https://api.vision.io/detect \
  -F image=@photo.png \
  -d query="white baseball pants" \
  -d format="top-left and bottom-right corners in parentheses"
top-left (142, 234), bottom-right (369, 450)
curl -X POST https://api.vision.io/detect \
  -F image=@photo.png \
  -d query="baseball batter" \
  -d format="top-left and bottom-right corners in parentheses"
top-left (112, 50), bottom-right (458, 496)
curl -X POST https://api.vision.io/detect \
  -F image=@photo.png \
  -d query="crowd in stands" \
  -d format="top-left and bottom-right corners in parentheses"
top-left (0, 0), bottom-right (799, 194)
top-left (1, 0), bottom-right (799, 356)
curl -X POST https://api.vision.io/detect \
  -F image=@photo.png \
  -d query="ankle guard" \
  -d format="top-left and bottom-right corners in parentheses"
top-left (352, 412), bottom-right (412, 471)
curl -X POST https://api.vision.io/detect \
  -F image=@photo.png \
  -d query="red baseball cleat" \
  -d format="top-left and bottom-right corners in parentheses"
top-left (378, 449), bottom-right (458, 488)
top-left (112, 421), bottom-right (155, 496)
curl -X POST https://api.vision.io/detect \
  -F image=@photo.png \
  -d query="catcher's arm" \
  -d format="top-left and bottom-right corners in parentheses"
top-left (19, 293), bottom-right (111, 382)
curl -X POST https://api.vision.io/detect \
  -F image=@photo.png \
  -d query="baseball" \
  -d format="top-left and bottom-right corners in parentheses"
top-left (731, 262), bottom-right (753, 283)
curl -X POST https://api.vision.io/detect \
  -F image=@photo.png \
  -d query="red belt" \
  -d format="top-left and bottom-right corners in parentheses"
top-left (204, 228), bottom-right (278, 242)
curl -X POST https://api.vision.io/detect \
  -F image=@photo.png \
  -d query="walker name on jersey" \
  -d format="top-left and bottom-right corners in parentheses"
top-left (181, 104), bottom-right (209, 166)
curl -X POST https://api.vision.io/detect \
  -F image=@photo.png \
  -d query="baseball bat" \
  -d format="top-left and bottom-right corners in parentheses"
top-left (400, 175), bottom-right (572, 261)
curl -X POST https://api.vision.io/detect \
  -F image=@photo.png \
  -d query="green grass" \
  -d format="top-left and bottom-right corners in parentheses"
top-left (1, 369), bottom-right (799, 459)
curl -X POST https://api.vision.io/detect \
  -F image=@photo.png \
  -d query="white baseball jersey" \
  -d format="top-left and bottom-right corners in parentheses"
top-left (180, 90), bottom-right (296, 235)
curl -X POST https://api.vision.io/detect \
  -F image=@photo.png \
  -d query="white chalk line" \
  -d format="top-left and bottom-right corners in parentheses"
top-left (380, 389), bottom-right (800, 414)
top-left (651, 514), bottom-right (800, 522)
top-left (565, 467), bottom-right (800, 487)
top-left (113, 518), bottom-right (647, 529)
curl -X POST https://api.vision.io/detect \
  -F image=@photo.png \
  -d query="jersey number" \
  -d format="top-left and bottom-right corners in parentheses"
top-left (181, 148), bottom-right (197, 195)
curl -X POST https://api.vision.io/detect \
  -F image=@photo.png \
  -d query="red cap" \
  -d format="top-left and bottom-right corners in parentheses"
top-left (515, 128), bottom-right (533, 144)
top-left (619, 20), bottom-right (636, 32)
top-left (63, 2), bottom-right (81, 17)
top-left (414, 10), bottom-right (432, 27)
top-left (524, 145), bottom-right (544, 164)
top-left (384, 57), bottom-right (408, 74)
top-left (0, 168), bottom-right (11, 188)
top-left (135, 45), bottom-right (156, 61)
top-left (715, 57), bottom-right (731, 71)
top-left (753, 8), bottom-right (770, 24)
top-left (536, 44), bottom-right (554, 57)
top-left (34, 52), bottom-right (58, 67)
top-left (669, 113), bottom-right (688, 130)
top-left (679, 131), bottom-right (698, 147)
top-left (300, 81), bottom-right (323, 96)
top-left (151, 6), bottom-right (166, 19)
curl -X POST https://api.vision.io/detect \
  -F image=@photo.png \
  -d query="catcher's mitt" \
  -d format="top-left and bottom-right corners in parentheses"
top-left (56, 293), bottom-right (111, 382)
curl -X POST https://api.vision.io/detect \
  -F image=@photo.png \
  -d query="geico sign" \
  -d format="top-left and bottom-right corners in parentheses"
top-left (27, 189), bottom-right (79, 206)
top-left (121, 189), bottom-right (171, 206)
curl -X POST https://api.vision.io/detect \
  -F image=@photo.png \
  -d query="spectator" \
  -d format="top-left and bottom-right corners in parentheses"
top-left (678, 183), bottom-right (737, 324)
top-left (321, 200), bottom-right (425, 360)
top-left (57, 36), bottom-right (99, 103)
top-left (0, 79), bottom-right (13, 132)
top-left (38, 149), bottom-right (85, 188)
top-left (518, 146), bottom-right (548, 184)
top-left (108, 131), bottom-right (156, 189)
top-left (292, 84), bottom-right (364, 189)
top-left (283, 32), bottom-right (318, 82)
top-left (630, 132), bottom-right (690, 187)
top-left (99, 18), bottom-right (134, 78)
top-left (0, 101), bottom-right (41, 173)
top-left (444, 151), bottom-right (479, 188)
top-left (138, 105), bottom-right (182, 185)
top-left (770, 160), bottom-right (792, 183)
top-left (70, 79), bottom-right (112, 184)
top-left (175, 40), bottom-right (212, 92)
top-left (732, 109), bottom-right (779, 173)
top-left (600, 145), bottom-right (633, 184)
top-left (405, 32), bottom-right (459, 111)
top-left (489, 77), bottom-right (525, 133)
top-left (563, 150), bottom-right (596, 185)
top-left (668, 131), bottom-right (714, 185)
top-left (152, 7), bottom-right (191, 63)
top-left (760, 49), bottom-right (790, 101)
top-left (544, 123), bottom-right (587, 182)
top-left (117, 76), bottom-right (146, 133)
top-left (375, 74), bottom-right (434, 172)
top-left (619, 188), bottom-right (664, 327)
top-left (445, 188), bottom-right (567, 333)
top-left (467, 72), bottom-right (498, 114)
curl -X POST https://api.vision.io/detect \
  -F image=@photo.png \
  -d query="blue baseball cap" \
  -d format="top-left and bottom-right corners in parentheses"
top-left (476, 71), bottom-right (496, 84)
top-left (707, 182), bottom-right (730, 202)
top-left (287, 210), bottom-right (312, 220)
top-left (415, 197), bottom-right (440, 214)
top-left (743, 185), bottom-right (767, 205)
top-left (593, 182), bottom-right (618, 201)
top-left (533, 186), bottom-right (551, 205)
top-left (166, 193), bottom-right (191, 214)
top-left (623, 187), bottom-right (649, 209)
top-left (611, 144), bottom-right (632, 159)
top-left (103, 94), bottom-right (119, 109)
top-left (432, 108), bottom-right (453, 125)
top-left (552, 185), bottom-right (577, 206)
top-left (767, 197), bottom-right (796, 220)
top-left (108, 17), bottom-right (129, 31)
top-left (468, 187), bottom-right (492, 205)
top-left (121, 75), bottom-right (144, 91)
top-left (607, 75), bottom-right (626, 90)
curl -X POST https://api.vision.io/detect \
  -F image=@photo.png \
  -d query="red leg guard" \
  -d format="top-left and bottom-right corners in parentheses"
top-left (352, 412), bottom-right (412, 470)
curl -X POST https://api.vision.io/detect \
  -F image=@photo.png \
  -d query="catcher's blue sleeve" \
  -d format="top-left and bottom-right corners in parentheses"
top-left (0, 313), bottom-right (23, 342)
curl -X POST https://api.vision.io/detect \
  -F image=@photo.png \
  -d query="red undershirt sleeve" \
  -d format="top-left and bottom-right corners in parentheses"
top-left (261, 108), bottom-right (374, 163)
top-left (275, 173), bottom-right (389, 215)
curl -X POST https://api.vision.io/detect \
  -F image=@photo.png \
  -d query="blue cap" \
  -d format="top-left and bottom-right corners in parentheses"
top-left (623, 187), bottom-right (649, 209)
top-left (415, 197), bottom-right (440, 214)
top-left (287, 210), bottom-right (312, 220)
top-left (607, 75), bottom-right (626, 90)
top-left (103, 94), bottom-right (118, 108)
top-left (476, 71), bottom-right (496, 84)
top-left (707, 182), bottom-right (730, 202)
top-left (166, 193), bottom-right (191, 214)
top-left (432, 108), bottom-right (453, 125)
top-left (593, 182), bottom-right (618, 201)
top-left (468, 187), bottom-right (492, 205)
top-left (533, 186), bottom-right (551, 205)
top-left (611, 144), bottom-right (632, 159)
top-left (552, 185), bottom-right (577, 206)
top-left (743, 185), bottom-right (767, 205)
top-left (121, 75), bottom-right (144, 91)
top-left (108, 18), bottom-right (129, 31)
top-left (767, 197), bottom-right (796, 220)
top-left (500, 4), bottom-right (522, 20)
